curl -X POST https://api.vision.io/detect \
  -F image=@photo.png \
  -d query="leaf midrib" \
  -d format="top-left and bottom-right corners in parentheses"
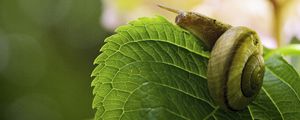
top-left (261, 87), bottom-right (285, 120)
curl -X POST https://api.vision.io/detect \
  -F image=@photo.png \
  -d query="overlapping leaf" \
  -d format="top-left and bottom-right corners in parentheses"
top-left (92, 16), bottom-right (300, 120)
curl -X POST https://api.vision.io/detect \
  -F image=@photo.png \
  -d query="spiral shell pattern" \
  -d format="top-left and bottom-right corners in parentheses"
top-left (207, 26), bottom-right (264, 111)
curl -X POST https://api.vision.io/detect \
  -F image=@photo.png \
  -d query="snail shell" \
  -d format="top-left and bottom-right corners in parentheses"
top-left (207, 27), bottom-right (264, 111)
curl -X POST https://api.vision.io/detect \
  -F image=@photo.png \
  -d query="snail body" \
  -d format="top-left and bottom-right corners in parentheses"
top-left (159, 5), bottom-right (265, 111)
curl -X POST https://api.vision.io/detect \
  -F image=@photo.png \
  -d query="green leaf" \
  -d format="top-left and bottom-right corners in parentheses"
top-left (248, 54), bottom-right (300, 119)
top-left (264, 44), bottom-right (300, 59)
top-left (92, 16), bottom-right (300, 120)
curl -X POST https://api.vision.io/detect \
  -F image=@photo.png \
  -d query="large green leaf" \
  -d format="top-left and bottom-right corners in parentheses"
top-left (92, 16), bottom-right (300, 120)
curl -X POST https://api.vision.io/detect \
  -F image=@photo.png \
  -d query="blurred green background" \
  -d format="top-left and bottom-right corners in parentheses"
top-left (0, 0), bottom-right (108, 119)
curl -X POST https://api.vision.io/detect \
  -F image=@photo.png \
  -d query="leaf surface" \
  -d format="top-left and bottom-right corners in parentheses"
top-left (92, 16), bottom-right (300, 120)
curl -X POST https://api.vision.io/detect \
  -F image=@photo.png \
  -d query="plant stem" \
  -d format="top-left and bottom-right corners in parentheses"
top-left (269, 0), bottom-right (291, 47)
top-left (270, 0), bottom-right (282, 47)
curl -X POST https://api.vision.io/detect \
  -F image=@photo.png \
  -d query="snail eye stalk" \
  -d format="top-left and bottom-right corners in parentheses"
top-left (157, 4), bottom-right (183, 14)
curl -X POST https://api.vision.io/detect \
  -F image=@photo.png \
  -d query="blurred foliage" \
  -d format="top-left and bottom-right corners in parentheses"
top-left (0, 0), bottom-right (109, 119)
top-left (290, 37), bottom-right (300, 73)
top-left (290, 36), bottom-right (300, 44)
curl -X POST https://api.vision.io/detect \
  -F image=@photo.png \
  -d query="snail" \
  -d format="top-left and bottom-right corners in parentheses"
top-left (158, 5), bottom-right (265, 111)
